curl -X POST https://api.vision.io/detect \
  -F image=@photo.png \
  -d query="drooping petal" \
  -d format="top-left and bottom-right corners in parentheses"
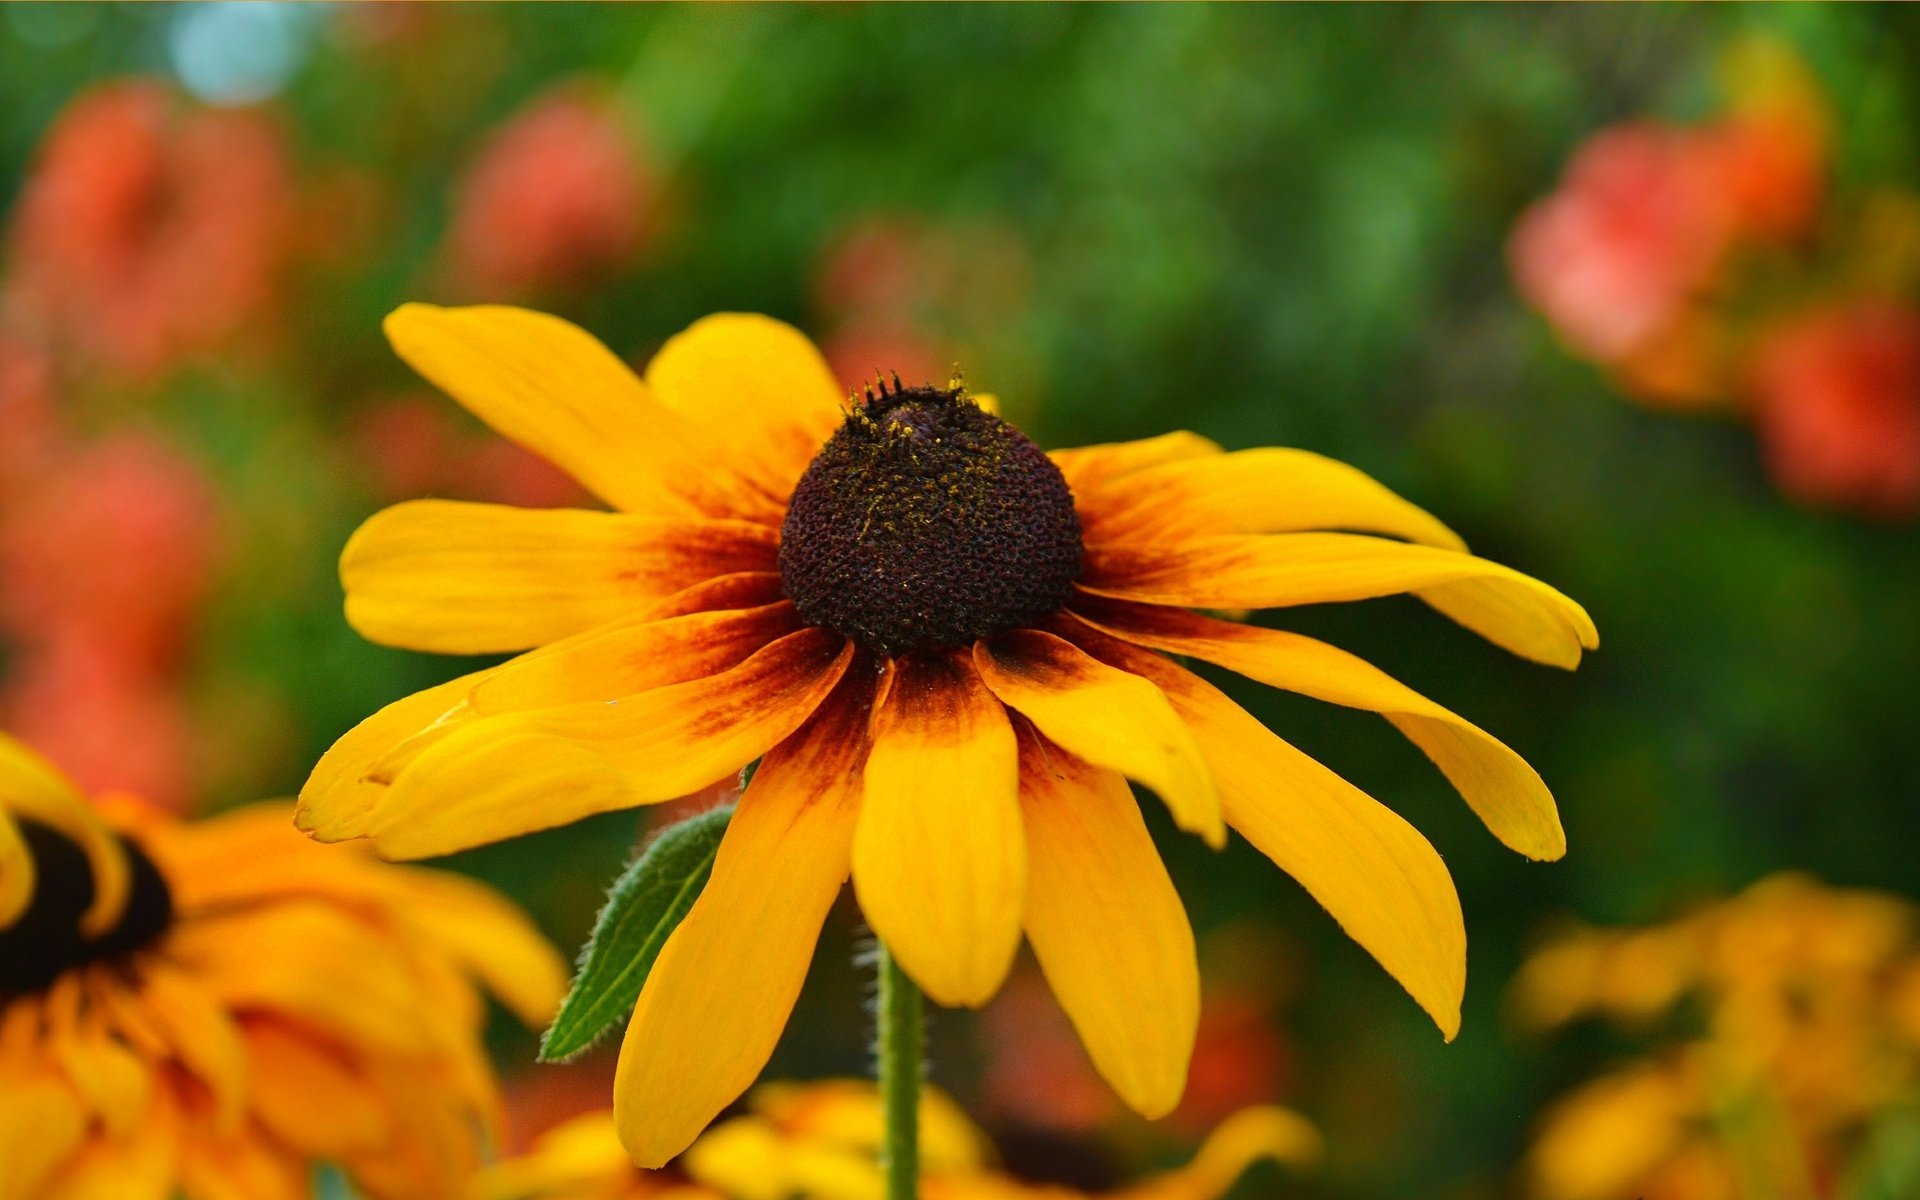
top-left (852, 652), bottom-right (1024, 1008)
top-left (364, 629), bottom-right (853, 859)
top-left (1122, 1106), bottom-right (1323, 1200)
top-left (340, 499), bottom-right (776, 655)
top-left (297, 668), bottom-right (492, 842)
top-left (615, 671), bottom-right (872, 1168)
top-left (138, 964), bottom-right (249, 1132)
top-left (0, 733), bottom-right (127, 935)
top-left (44, 993), bottom-right (151, 1137)
top-left (0, 1060), bottom-right (87, 1198)
top-left (1081, 533), bottom-right (1598, 669)
top-left (385, 304), bottom-right (744, 519)
top-left (973, 630), bottom-right (1223, 848)
top-left (1017, 730), bottom-right (1198, 1118)
top-left (387, 869), bottom-right (568, 1027)
top-left (241, 1018), bottom-right (393, 1158)
top-left (42, 1087), bottom-right (178, 1200)
top-left (1052, 618), bottom-right (1467, 1039)
top-left (1079, 448), bottom-right (1466, 551)
top-left (1076, 598), bottom-right (1564, 860)
top-left (644, 313), bottom-right (848, 508)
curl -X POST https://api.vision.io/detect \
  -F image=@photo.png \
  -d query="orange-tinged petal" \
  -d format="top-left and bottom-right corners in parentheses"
top-left (1053, 618), bottom-right (1467, 1039)
top-left (1077, 598), bottom-right (1565, 860)
top-left (852, 652), bottom-right (1024, 1008)
top-left (340, 499), bottom-right (776, 655)
top-left (366, 629), bottom-right (853, 859)
top-left (1121, 1106), bottom-right (1322, 1200)
top-left (386, 303), bottom-right (719, 518)
top-left (973, 630), bottom-right (1224, 848)
top-left (0, 734), bottom-right (128, 936)
top-left (0, 1059), bottom-right (87, 1198)
top-left (1018, 732), bottom-right (1198, 1118)
top-left (45, 1084), bottom-right (179, 1200)
top-left (387, 867), bottom-right (568, 1026)
top-left (644, 313), bottom-right (848, 508)
top-left (615, 674), bottom-right (872, 1168)
top-left (242, 1018), bottom-right (393, 1158)
top-left (468, 599), bottom-right (800, 715)
top-left (297, 667), bottom-right (491, 842)
top-left (139, 964), bottom-right (248, 1133)
top-left (1080, 448), bottom-right (1466, 551)
top-left (177, 1129), bottom-right (308, 1200)
top-left (1081, 533), bottom-right (1597, 669)
top-left (47, 999), bottom-right (151, 1137)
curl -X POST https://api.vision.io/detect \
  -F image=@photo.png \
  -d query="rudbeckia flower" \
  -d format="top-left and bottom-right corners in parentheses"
top-left (0, 733), bottom-right (566, 1199)
top-left (300, 306), bottom-right (1595, 1164)
top-left (476, 1079), bottom-right (1317, 1200)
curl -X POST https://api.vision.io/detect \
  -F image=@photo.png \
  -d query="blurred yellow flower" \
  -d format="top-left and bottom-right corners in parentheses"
top-left (0, 732), bottom-right (566, 1200)
top-left (300, 304), bottom-right (1593, 1164)
top-left (475, 1079), bottom-right (1318, 1200)
top-left (1513, 874), bottom-right (1920, 1200)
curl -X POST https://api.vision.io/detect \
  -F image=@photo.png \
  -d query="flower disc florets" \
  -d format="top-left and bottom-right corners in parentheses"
top-left (0, 820), bottom-right (173, 994)
top-left (779, 381), bottom-right (1082, 656)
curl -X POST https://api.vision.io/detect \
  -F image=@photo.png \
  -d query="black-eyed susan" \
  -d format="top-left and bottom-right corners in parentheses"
top-left (476, 1079), bottom-right (1317, 1200)
top-left (0, 732), bottom-right (566, 1200)
top-left (300, 305), bottom-right (1595, 1165)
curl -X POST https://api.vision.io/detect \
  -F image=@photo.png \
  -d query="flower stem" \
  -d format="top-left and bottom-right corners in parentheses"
top-left (876, 940), bottom-right (923, 1200)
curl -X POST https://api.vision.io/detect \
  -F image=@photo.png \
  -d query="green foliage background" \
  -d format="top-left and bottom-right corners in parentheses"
top-left (3, 5), bottom-right (1917, 1197)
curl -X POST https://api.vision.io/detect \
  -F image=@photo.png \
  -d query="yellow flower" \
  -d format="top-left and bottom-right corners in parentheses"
top-left (1514, 874), bottom-right (1920, 1200)
top-left (0, 732), bottom-right (567, 1200)
top-left (476, 1079), bottom-right (1318, 1200)
top-left (300, 305), bottom-right (1595, 1164)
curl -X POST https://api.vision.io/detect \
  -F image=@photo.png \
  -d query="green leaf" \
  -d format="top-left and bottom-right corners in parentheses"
top-left (539, 804), bottom-right (734, 1062)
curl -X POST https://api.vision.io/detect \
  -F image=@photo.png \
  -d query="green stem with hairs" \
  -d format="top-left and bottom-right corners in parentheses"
top-left (876, 940), bottom-right (923, 1200)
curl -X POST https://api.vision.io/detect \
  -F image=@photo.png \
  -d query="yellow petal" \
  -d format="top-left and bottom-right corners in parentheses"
top-left (1049, 431), bottom-right (1223, 498)
top-left (1080, 447), bottom-right (1466, 551)
top-left (1523, 1064), bottom-right (1693, 1200)
top-left (468, 596), bottom-right (798, 715)
top-left (45, 1082), bottom-right (179, 1200)
top-left (242, 1018), bottom-right (393, 1159)
top-left (1077, 598), bottom-right (1564, 860)
top-left (340, 499), bottom-right (776, 654)
top-left (973, 630), bottom-right (1224, 848)
top-left (644, 313), bottom-right (848, 507)
top-left (0, 733), bottom-right (128, 936)
top-left (386, 303), bottom-right (740, 519)
top-left (139, 964), bottom-right (248, 1133)
top-left (615, 676), bottom-right (871, 1168)
top-left (46, 998), bottom-right (152, 1137)
top-left (1124, 1106), bottom-right (1323, 1199)
top-left (176, 1128), bottom-right (308, 1200)
top-left (1018, 733), bottom-right (1198, 1118)
top-left (1055, 619), bottom-right (1467, 1039)
top-left (387, 868), bottom-right (568, 1027)
top-left (0, 809), bottom-right (32, 929)
top-left (1081, 532), bottom-right (1597, 669)
top-left (296, 667), bottom-right (492, 842)
top-left (0, 1059), bottom-right (87, 1198)
top-left (367, 629), bottom-right (853, 859)
top-left (852, 652), bottom-right (1024, 1008)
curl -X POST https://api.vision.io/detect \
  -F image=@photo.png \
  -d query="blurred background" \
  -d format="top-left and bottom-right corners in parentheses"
top-left (2, 4), bottom-right (1918, 1198)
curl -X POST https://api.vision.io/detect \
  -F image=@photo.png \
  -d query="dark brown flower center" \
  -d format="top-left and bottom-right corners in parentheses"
top-left (0, 819), bottom-right (174, 996)
top-left (779, 381), bottom-right (1082, 656)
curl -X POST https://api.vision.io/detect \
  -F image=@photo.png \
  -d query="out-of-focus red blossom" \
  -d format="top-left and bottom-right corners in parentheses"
top-left (0, 433), bottom-right (218, 671)
top-left (1171, 992), bottom-right (1292, 1135)
top-left (1510, 124), bottom-right (1734, 369)
top-left (3, 80), bottom-right (294, 380)
top-left (353, 395), bottom-right (588, 508)
top-left (1752, 302), bottom-right (1920, 519)
top-left (0, 639), bottom-right (192, 812)
top-left (823, 320), bottom-right (951, 394)
top-left (979, 968), bottom-right (1126, 1135)
top-left (444, 83), bottom-right (654, 296)
top-left (1711, 35), bottom-right (1829, 243)
top-left (501, 1051), bottom-right (620, 1154)
top-left (815, 219), bottom-right (930, 317)
top-left (0, 335), bottom-right (57, 492)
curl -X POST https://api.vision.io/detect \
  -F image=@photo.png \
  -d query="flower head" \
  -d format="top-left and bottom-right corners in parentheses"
top-left (476, 1079), bottom-right (1317, 1200)
top-left (0, 732), bottom-right (566, 1198)
top-left (301, 305), bottom-right (1594, 1164)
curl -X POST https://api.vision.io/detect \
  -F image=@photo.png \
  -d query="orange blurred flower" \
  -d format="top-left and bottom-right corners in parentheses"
top-left (3, 80), bottom-right (295, 380)
top-left (1750, 301), bottom-right (1920, 520)
top-left (444, 82), bottom-right (655, 296)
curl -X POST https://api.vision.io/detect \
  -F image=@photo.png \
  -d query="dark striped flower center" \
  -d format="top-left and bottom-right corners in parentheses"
top-left (779, 381), bottom-right (1082, 657)
top-left (0, 820), bottom-right (174, 996)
